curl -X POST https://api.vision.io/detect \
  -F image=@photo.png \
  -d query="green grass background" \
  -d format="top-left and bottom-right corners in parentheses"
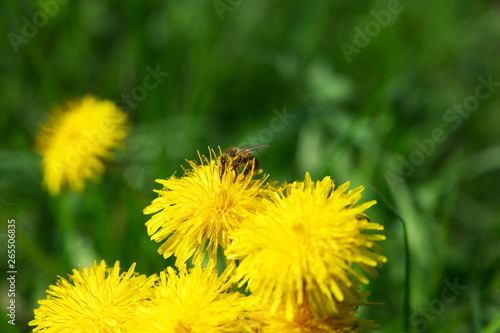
top-left (1, 1), bottom-right (500, 332)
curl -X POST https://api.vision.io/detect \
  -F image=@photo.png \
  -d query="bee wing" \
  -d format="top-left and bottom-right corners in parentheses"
top-left (239, 144), bottom-right (269, 152)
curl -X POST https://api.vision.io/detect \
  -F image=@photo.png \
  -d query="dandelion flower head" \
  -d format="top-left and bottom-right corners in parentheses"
top-left (133, 264), bottom-right (254, 333)
top-left (250, 287), bottom-right (380, 333)
top-left (29, 260), bottom-right (156, 332)
top-left (36, 95), bottom-right (128, 195)
top-left (227, 173), bottom-right (387, 320)
top-left (143, 148), bottom-right (269, 267)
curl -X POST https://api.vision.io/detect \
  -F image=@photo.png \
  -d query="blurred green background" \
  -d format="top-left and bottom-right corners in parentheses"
top-left (1, 1), bottom-right (500, 332)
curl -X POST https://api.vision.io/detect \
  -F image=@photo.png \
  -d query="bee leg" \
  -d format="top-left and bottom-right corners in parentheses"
top-left (243, 157), bottom-right (258, 178)
top-left (356, 214), bottom-right (371, 222)
top-left (232, 160), bottom-right (240, 179)
top-left (253, 158), bottom-right (261, 174)
top-left (219, 164), bottom-right (225, 179)
top-left (242, 163), bottom-right (251, 178)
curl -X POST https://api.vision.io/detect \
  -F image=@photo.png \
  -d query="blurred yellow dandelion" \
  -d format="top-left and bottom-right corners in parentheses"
top-left (29, 260), bottom-right (156, 332)
top-left (143, 148), bottom-right (269, 267)
top-left (36, 95), bottom-right (128, 195)
top-left (133, 264), bottom-right (254, 333)
top-left (226, 173), bottom-right (387, 321)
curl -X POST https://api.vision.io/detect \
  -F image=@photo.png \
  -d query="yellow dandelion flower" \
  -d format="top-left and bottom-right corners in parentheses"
top-left (36, 95), bottom-right (128, 195)
top-left (143, 148), bottom-right (269, 267)
top-left (226, 173), bottom-right (387, 321)
top-left (254, 293), bottom-right (379, 333)
top-left (29, 260), bottom-right (156, 332)
top-left (133, 264), bottom-right (254, 333)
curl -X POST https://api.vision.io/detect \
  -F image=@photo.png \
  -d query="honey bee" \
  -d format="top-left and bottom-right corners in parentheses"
top-left (220, 144), bottom-right (268, 179)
